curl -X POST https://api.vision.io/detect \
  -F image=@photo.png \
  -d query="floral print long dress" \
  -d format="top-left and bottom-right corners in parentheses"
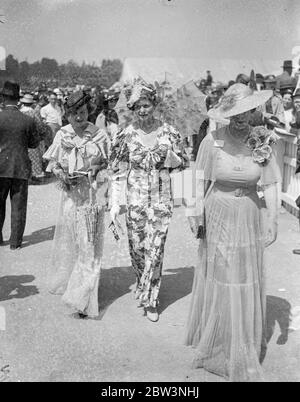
top-left (110, 122), bottom-right (188, 308)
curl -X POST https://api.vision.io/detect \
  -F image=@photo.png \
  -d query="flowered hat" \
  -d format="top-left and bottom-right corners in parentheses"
top-left (264, 74), bottom-right (277, 83)
top-left (208, 83), bottom-right (272, 120)
top-left (64, 90), bottom-right (91, 112)
top-left (105, 88), bottom-right (120, 101)
top-left (125, 77), bottom-right (158, 109)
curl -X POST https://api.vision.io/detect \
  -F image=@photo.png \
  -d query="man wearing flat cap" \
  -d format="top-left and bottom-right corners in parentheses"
top-left (0, 81), bottom-right (40, 250)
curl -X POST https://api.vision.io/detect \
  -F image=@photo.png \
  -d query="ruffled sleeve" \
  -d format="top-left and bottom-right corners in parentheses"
top-left (260, 145), bottom-right (281, 188)
top-left (109, 130), bottom-right (130, 208)
top-left (164, 124), bottom-right (189, 171)
top-left (42, 130), bottom-right (67, 172)
top-left (185, 130), bottom-right (215, 217)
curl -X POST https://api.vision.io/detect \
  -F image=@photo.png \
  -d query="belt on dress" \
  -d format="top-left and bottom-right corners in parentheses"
top-left (213, 183), bottom-right (257, 197)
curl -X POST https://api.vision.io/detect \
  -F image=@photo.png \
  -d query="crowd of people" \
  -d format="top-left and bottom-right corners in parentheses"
top-left (1, 58), bottom-right (300, 382)
top-left (191, 60), bottom-right (300, 161)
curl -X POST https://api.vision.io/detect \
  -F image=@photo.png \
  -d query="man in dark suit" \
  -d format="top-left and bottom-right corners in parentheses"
top-left (0, 81), bottom-right (40, 250)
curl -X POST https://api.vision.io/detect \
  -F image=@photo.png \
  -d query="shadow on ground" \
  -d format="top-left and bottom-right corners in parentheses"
top-left (97, 266), bottom-right (136, 320)
top-left (21, 226), bottom-right (55, 248)
top-left (260, 295), bottom-right (291, 363)
top-left (159, 266), bottom-right (194, 313)
top-left (0, 275), bottom-right (39, 301)
top-left (95, 265), bottom-right (194, 320)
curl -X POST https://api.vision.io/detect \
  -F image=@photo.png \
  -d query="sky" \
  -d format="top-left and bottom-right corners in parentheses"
top-left (0, 0), bottom-right (299, 65)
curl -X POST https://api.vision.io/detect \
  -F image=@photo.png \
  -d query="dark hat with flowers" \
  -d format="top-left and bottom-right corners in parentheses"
top-left (64, 90), bottom-right (91, 112)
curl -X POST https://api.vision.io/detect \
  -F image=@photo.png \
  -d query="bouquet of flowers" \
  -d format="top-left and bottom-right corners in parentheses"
top-left (246, 126), bottom-right (278, 166)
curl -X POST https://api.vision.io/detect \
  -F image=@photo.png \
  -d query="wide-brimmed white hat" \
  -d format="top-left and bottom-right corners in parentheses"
top-left (208, 83), bottom-right (272, 119)
top-left (20, 94), bottom-right (34, 104)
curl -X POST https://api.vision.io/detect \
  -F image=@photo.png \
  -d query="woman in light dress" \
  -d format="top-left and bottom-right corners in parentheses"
top-left (43, 90), bottom-right (109, 318)
top-left (185, 83), bottom-right (280, 381)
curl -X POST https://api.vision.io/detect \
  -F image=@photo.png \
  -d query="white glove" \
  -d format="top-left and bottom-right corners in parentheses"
top-left (110, 204), bottom-right (120, 223)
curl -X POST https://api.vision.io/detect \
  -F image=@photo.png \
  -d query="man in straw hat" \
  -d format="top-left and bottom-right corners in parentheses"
top-left (0, 81), bottom-right (40, 250)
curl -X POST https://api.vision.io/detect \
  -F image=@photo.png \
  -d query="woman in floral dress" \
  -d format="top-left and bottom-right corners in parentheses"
top-left (43, 91), bottom-right (108, 318)
top-left (185, 84), bottom-right (280, 381)
top-left (110, 78), bottom-right (188, 322)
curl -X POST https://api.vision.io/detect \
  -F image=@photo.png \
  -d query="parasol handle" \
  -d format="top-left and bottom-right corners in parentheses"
top-left (88, 170), bottom-right (93, 205)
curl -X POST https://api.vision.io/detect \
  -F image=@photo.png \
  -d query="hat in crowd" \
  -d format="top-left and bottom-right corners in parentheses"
top-left (0, 81), bottom-right (20, 99)
top-left (38, 82), bottom-right (47, 92)
top-left (211, 82), bottom-right (227, 93)
top-left (126, 77), bottom-right (158, 109)
top-left (20, 93), bottom-right (34, 104)
top-left (282, 60), bottom-right (294, 69)
top-left (255, 73), bottom-right (265, 84)
top-left (83, 86), bottom-right (92, 92)
top-left (64, 90), bottom-right (91, 111)
top-left (292, 88), bottom-right (300, 99)
top-left (280, 77), bottom-right (297, 90)
top-left (208, 83), bottom-right (272, 120)
top-left (264, 74), bottom-right (276, 83)
top-left (282, 88), bottom-right (293, 96)
top-left (106, 88), bottom-right (120, 101)
top-left (53, 88), bottom-right (63, 96)
top-left (236, 74), bottom-right (250, 85)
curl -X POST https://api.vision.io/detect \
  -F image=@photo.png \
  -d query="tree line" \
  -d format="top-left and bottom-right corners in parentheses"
top-left (0, 55), bottom-right (123, 89)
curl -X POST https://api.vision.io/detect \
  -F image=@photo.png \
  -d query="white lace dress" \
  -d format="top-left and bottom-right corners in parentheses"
top-left (43, 123), bottom-right (108, 317)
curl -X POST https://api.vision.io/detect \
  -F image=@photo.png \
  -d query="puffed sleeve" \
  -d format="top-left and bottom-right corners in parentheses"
top-left (260, 145), bottom-right (281, 188)
top-left (109, 130), bottom-right (130, 208)
top-left (42, 130), bottom-right (65, 172)
top-left (185, 130), bottom-right (215, 217)
top-left (164, 125), bottom-right (189, 171)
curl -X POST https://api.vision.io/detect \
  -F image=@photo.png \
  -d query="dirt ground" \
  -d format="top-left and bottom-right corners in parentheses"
top-left (1, 179), bottom-right (300, 382)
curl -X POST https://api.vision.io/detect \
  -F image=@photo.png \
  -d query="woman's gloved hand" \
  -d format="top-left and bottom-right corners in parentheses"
top-left (110, 204), bottom-right (120, 224)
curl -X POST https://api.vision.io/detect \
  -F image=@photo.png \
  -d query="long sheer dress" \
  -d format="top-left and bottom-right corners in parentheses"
top-left (43, 123), bottom-right (108, 317)
top-left (185, 126), bottom-right (280, 382)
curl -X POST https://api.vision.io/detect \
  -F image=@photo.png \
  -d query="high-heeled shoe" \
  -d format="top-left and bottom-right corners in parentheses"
top-left (145, 306), bottom-right (159, 322)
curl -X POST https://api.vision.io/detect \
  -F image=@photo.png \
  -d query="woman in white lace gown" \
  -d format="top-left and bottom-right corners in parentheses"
top-left (185, 84), bottom-right (280, 381)
top-left (43, 91), bottom-right (109, 318)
